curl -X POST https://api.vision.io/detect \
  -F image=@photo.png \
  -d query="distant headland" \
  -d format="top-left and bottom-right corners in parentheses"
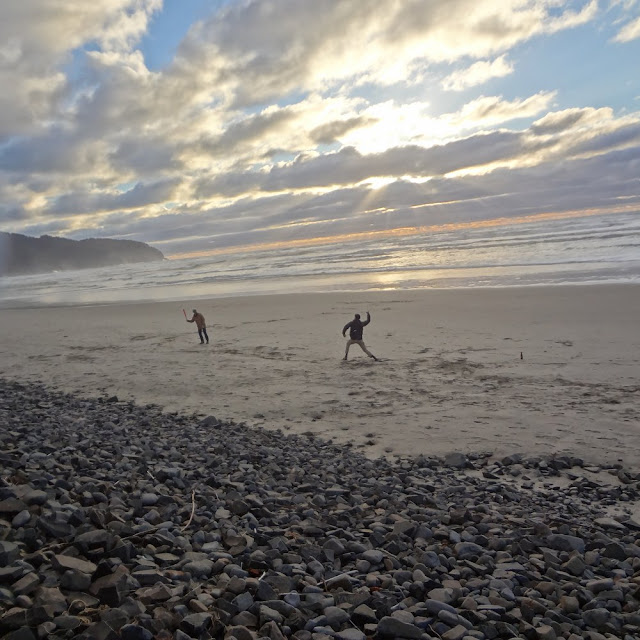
top-left (0, 232), bottom-right (164, 276)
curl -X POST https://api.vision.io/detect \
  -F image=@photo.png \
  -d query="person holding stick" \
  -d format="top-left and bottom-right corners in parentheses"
top-left (186, 308), bottom-right (209, 344)
top-left (342, 311), bottom-right (378, 361)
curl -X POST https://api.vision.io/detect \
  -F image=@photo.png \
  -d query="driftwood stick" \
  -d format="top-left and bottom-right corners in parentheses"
top-left (181, 489), bottom-right (196, 531)
top-left (323, 570), bottom-right (358, 586)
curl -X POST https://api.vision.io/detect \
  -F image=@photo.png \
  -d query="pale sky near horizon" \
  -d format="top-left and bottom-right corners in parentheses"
top-left (1, 0), bottom-right (639, 257)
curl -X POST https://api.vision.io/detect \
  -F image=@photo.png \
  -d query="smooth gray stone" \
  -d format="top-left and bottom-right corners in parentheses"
top-left (323, 606), bottom-right (350, 629)
top-left (12, 573), bottom-right (39, 596)
top-left (52, 554), bottom-right (97, 575)
top-left (583, 608), bottom-right (610, 629)
top-left (546, 534), bottom-right (585, 553)
top-left (120, 624), bottom-right (154, 640)
top-left (0, 541), bottom-right (20, 565)
top-left (335, 629), bottom-right (365, 640)
top-left (361, 550), bottom-right (384, 564)
top-left (377, 616), bottom-right (423, 639)
top-left (444, 453), bottom-right (468, 468)
top-left (11, 511), bottom-right (31, 528)
top-left (425, 599), bottom-right (458, 616)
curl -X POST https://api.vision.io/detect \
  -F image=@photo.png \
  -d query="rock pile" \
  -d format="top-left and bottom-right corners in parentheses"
top-left (0, 379), bottom-right (639, 640)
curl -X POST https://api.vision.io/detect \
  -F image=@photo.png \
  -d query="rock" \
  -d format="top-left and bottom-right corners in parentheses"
top-left (324, 606), bottom-right (350, 629)
top-left (53, 614), bottom-right (84, 630)
top-left (61, 569), bottom-right (92, 591)
top-left (377, 616), bottom-right (423, 639)
top-left (183, 559), bottom-right (214, 578)
top-left (52, 554), bottom-right (97, 575)
top-left (601, 542), bottom-right (627, 560)
top-left (120, 624), bottom-right (154, 640)
top-left (352, 604), bottom-right (377, 625)
top-left (180, 613), bottom-right (213, 635)
top-left (0, 499), bottom-right (28, 516)
top-left (563, 555), bottom-right (586, 576)
top-left (33, 586), bottom-right (67, 615)
top-left (89, 567), bottom-right (132, 606)
top-left (583, 608), bottom-right (609, 629)
top-left (12, 573), bottom-right (39, 595)
top-left (546, 534), bottom-right (585, 553)
top-left (140, 493), bottom-right (159, 506)
top-left (535, 624), bottom-right (557, 640)
top-left (442, 625), bottom-right (469, 640)
top-left (0, 541), bottom-right (20, 565)
top-left (444, 453), bottom-right (468, 468)
top-left (23, 491), bottom-right (48, 506)
top-left (260, 605), bottom-right (284, 625)
top-left (335, 629), bottom-right (365, 640)
top-left (1, 380), bottom-right (640, 640)
top-left (361, 550), bottom-right (384, 564)
top-left (454, 542), bottom-right (483, 559)
top-left (594, 517), bottom-right (626, 530)
top-left (586, 578), bottom-right (614, 593)
top-left (11, 511), bottom-right (31, 528)
top-left (559, 595), bottom-right (579, 614)
top-left (1, 607), bottom-right (28, 629)
top-left (2, 627), bottom-right (37, 640)
top-left (225, 626), bottom-right (256, 640)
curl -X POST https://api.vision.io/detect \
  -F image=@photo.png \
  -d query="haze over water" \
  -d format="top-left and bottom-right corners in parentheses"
top-left (1, 211), bottom-right (638, 309)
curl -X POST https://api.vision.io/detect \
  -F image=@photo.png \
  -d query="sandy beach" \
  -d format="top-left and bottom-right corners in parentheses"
top-left (0, 284), bottom-right (638, 466)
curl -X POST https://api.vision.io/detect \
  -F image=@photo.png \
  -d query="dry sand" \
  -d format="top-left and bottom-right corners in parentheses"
top-left (0, 285), bottom-right (638, 466)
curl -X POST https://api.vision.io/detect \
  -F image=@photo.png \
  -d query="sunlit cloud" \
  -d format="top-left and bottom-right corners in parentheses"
top-left (442, 56), bottom-right (514, 91)
top-left (613, 15), bottom-right (640, 41)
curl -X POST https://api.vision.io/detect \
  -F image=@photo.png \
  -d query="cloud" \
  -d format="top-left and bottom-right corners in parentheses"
top-left (442, 56), bottom-right (514, 91)
top-left (1, 0), bottom-right (637, 260)
top-left (19, 128), bottom-right (639, 258)
top-left (613, 15), bottom-right (640, 41)
top-left (196, 108), bottom-right (300, 158)
top-left (530, 108), bottom-right (599, 135)
top-left (195, 105), bottom-right (640, 199)
top-left (0, 1), bottom-right (161, 139)
top-left (447, 91), bottom-right (556, 129)
top-left (310, 116), bottom-right (378, 144)
top-left (94, 142), bottom-right (640, 256)
top-left (173, 0), bottom-right (599, 107)
top-left (46, 179), bottom-right (180, 216)
top-left (0, 205), bottom-right (30, 222)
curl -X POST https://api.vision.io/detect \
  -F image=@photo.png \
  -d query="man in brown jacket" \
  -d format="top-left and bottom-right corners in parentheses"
top-left (187, 309), bottom-right (209, 344)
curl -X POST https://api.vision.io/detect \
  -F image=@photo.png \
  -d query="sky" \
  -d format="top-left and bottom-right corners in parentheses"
top-left (0, 0), bottom-right (639, 258)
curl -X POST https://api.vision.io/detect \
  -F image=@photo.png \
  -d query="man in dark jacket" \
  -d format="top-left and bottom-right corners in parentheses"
top-left (342, 311), bottom-right (378, 361)
top-left (187, 309), bottom-right (209, 344)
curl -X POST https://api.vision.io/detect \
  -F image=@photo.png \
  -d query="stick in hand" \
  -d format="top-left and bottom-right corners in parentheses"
top-left (183, 309), bottom-right (188, 320)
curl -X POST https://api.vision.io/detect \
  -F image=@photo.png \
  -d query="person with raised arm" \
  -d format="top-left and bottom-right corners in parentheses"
top-left (187, 309), bottom-right (209, 344)
top-left (342, 311), bottom-right (378, 361)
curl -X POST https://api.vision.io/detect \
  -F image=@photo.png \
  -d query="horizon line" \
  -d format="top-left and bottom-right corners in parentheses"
top-left (167, 204), bottom-right (638, 261)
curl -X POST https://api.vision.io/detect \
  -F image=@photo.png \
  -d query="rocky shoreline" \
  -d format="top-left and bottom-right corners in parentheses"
top-left (0, 379), bottom-right (639, 640)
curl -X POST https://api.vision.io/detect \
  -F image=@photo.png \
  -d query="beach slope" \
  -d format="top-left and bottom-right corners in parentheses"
top-left (0, 285), bottom-right (638, 465)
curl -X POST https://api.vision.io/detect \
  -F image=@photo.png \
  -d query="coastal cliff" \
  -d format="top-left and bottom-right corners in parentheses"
top-left (0, 232), bottom-right (164, 276)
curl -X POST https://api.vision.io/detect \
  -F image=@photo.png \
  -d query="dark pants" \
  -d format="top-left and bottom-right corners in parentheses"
top-left (198, 328), bottom-right (209, 343)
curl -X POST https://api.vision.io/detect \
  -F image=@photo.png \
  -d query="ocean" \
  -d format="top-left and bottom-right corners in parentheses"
top-left (1, 211), bottom-right (639, 308)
